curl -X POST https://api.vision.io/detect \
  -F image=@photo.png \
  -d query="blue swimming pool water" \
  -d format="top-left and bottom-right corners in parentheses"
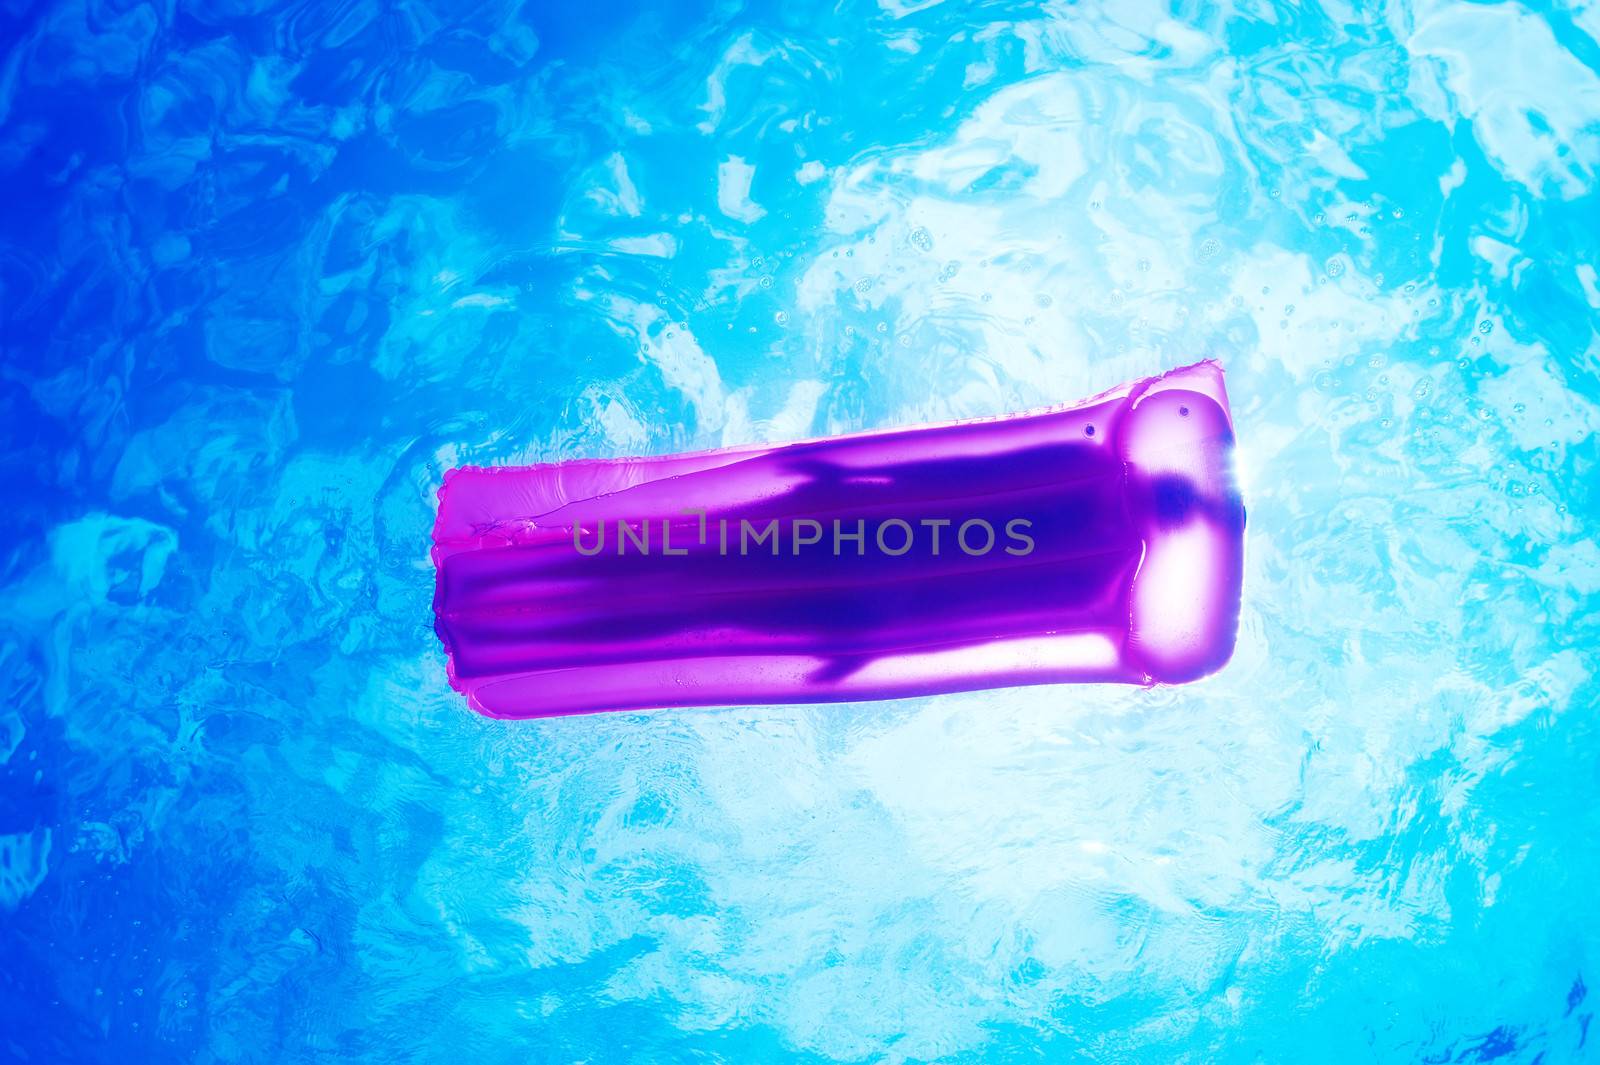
top-left (3, 1), bottom-right (1599, 1060)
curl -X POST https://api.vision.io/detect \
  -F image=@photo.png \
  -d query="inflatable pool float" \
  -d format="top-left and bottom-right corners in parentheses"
top-left (433, 360), bottom-right (1245, 718)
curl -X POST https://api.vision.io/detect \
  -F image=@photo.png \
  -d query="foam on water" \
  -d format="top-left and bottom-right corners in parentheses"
top-left (2, 0), bottom-right (1598, 1060)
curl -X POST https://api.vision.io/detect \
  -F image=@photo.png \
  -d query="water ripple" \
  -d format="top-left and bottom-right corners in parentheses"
top-left (2, 0), bottom-right (1597, 1061)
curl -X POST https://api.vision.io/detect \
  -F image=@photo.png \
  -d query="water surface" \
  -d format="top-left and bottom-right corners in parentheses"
top-left (3, 0), bottom-right (1598, 1060)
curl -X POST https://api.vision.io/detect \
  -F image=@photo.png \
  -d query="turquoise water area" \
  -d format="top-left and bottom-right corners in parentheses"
top-left (3, 0), bottom-right (1599, 1060)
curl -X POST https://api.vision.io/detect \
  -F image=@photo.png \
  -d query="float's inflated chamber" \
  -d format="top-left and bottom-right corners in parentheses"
top-left (432, 360), bottom-right (1245, 718)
